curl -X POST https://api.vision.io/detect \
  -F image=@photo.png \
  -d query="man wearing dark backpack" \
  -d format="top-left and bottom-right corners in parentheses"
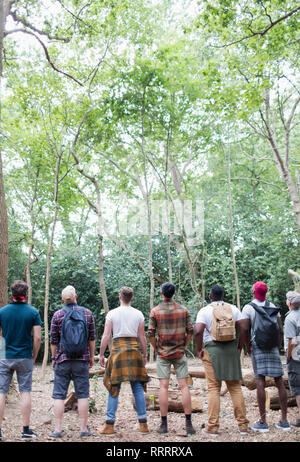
top-left (241, 281), bottom-right (290, 432)
top-left (50, 285), bottom-right (96, 439)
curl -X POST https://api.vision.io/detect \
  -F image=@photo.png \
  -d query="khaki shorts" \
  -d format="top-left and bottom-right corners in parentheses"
top-left (156, 354), bottom-right (189, 379)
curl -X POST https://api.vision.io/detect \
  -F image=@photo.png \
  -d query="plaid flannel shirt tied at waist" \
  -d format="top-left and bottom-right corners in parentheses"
top-left (103, 337), bottom-right (150, 398)
top-left (50, 304), bottom-right (96, 363)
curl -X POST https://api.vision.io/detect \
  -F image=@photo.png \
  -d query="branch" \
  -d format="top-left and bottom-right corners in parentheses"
top-left (9, 10), bottom-right (71, 42)
top-left (5, 29), bottom-right (83, 86)
top-left (215, 6), bottom-right (300, 48)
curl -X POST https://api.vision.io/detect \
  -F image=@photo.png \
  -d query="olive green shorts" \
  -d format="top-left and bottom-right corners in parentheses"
top-left (156, 354), bottom-right (189, 379)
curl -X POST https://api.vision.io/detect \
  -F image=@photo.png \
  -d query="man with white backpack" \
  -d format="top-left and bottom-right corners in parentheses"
top-left (194, 284), bottom-right (249, 437)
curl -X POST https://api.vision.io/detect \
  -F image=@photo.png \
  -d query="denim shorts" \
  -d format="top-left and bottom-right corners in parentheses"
top-left (52, 360), bottom-right (90, 399)
top-left (0, 359), bottom-right (34, 393)
top-left (156, 354), bottom-right (189, 379)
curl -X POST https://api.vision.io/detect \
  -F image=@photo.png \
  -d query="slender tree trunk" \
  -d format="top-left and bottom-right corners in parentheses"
top-left (0, 0), bottom-right (10, 308)
top-left (226, 147), bottom-right (240, 310)
top-left (41, 153), bottom-right (62, 378)
top-left (25, 243), bottom-right (34, 305)
top-left (95, 185), bottom-right (109, 316)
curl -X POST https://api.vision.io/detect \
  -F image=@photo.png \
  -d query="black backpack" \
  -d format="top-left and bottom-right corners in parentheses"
top-left (250, 301), bottom-right (281, 350)
top-left (60, 306), bottom-right (89, 358)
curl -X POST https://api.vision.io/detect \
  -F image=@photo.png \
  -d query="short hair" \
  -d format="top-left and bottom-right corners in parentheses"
top-left (119, 286), bottom-right (134, 303)
top-left (161, 282), bottom-right (176, 299)
top-left (210, 284), bottom-right (224, 301)
top-left (61, 285), bottom-right (77, 304)
top-left (11, 280), bottom-right (28, 298)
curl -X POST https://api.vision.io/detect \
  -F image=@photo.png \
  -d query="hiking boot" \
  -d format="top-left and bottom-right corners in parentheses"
top-left (157, 421), bottom-right (168, 434)
top-left (276, 421), bottom-right (291, 432)
top-left (251, 420), bottom-right (269, 433)
top-left (98, 423), bottom-right (115, 435)
top-left (291, 419), bottom-right (300, 428)
top-left (139, 421), bottom-right (149, 433)
top-left (21, 428), bottom-right (37, 440)
top-left (186, 421), bottom-right (196, 435)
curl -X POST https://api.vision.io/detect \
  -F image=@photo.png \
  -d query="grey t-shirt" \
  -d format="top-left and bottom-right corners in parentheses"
top-left (241, 298), bottom-right (279, 343)
top-left (284, 309), bottom-right (300, 352)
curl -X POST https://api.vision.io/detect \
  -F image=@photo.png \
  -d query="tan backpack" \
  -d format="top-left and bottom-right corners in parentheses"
top-left (210, 302), bottom-right (236, 342)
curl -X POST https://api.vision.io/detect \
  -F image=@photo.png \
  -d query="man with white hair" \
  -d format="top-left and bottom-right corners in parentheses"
top-left (49, 285), bottom-right (96, 439)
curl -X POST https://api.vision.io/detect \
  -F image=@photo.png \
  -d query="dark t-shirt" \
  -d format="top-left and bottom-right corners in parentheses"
top-left (0, 302), bottom-right (42, 359)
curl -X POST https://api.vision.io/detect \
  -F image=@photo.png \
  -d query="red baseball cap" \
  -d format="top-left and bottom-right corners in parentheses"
top-left (253, 281), bottom-right (268, 301)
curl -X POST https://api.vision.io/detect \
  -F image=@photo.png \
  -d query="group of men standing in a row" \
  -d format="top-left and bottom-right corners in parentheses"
top-left (0, 279), bottom-right (299, 441)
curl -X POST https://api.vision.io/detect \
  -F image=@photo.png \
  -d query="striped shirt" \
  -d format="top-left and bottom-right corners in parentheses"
top-left (50, 304), bottom-right (96, 364)
top-left (148, 301), bottom-right (194, 360)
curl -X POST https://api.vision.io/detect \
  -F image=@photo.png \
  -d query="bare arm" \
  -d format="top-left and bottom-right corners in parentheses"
top-left (32, 325), bottom-right (41, 363)
top-left (148, 335), bottom-right (157, 352)
top-left (185, 332), bottom-right (193, 347)
top-left (194, 323), bottom-right (205, 358)
top-left (239, 318), bottom-right (251, 354)
top-left (236, 319), bottom-right (247, 354)
top-left (138, 322), bottom-right (147, 363)
top-left (287, 338), bottom-right (297, 360)
top-left (277, 317), bottom-right (283, 349)
top-left (89, 340), bottom-right (96, 368)
top-left (99, 320), bottom-right (113, 368)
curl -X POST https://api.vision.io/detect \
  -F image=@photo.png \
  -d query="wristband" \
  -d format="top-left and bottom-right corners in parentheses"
top-left (51, 357), bottom-right (56, 361)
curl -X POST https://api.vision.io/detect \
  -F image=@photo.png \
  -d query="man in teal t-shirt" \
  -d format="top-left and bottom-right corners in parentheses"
top-left (0, 280), bottom-right (42, 441)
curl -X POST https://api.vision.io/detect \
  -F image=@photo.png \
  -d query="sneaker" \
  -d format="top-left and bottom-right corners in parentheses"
top-left (80, 429), bottom-right (92, 438)
top-left (238, 428), bottom-right (249, 435)
top-left (276, 421), bottom-right (291, 432)
top-left (291, 419), bottom-right (300, 428)
top-left (21, 428), bottom-right (37, 440)
top-left (251, 420), bottom-right (269, 433)
top-left (49, 431), bottom-right (62, 439)
top-left (202, 429), bottom-right (219, 437)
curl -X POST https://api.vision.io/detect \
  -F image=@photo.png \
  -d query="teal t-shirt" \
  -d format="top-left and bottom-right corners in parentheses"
top-left (0, 302), bottom-right (42, 359)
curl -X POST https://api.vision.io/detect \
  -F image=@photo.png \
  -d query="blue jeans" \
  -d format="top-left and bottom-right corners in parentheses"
top-left (106, 381), bottom-right (147, 422)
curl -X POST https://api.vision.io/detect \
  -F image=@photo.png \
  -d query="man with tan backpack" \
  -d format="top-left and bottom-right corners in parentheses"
top-left (194, 284), bottom-right (249, 437)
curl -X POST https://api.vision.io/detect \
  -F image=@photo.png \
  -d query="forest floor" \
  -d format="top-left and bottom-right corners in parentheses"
top-left (1, 357), bottom-right (299, 444)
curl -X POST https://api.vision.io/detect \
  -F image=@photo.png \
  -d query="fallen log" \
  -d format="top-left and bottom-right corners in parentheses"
top-left (89, 369), bottom-right (105, 377)
top-left (261, 387), bottom-right (297, 410)
top-left (140, 387), bottom-right (203, 413)
top-left (242, 372), bottom-right (289, 390)
top-left (64, 391), bottom-right (77, 411)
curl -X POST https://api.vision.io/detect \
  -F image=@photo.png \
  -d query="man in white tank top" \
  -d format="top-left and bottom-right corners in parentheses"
top-left (98, 287), bottom-right (149, 435)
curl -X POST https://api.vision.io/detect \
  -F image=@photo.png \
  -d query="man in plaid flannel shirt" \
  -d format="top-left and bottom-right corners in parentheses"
top-left (148, 282), bottom-right (195, 436)
top-left (50, 285), bottom-right (95, 439)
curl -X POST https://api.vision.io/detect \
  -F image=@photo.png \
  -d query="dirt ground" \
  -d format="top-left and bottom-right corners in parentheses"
top-left (1, 357), bottom-right (299, 444)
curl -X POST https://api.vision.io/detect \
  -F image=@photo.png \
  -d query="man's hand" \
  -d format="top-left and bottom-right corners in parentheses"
top-left (100, 355), bottom-right (106, 368)
top-left (198, 349), bottom-right (204, 359)
top-left (143, 354), bottom-right (147, 365)
top-left (89, 357), bottom-right (94, 369)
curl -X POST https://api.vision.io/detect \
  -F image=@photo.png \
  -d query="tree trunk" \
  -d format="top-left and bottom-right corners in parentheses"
top-left (0, 0), bottom-right (10, 308)
top-left (96, 186), bottom-right (109, 316)
top-left (226, 146), bottom-right (241, 310)
top-left (41, 153), bottom-right (62, 378)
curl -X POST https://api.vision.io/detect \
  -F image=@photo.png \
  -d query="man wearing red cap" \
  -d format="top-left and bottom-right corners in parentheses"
top-left (241, 281), bottom-right (290, 433)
